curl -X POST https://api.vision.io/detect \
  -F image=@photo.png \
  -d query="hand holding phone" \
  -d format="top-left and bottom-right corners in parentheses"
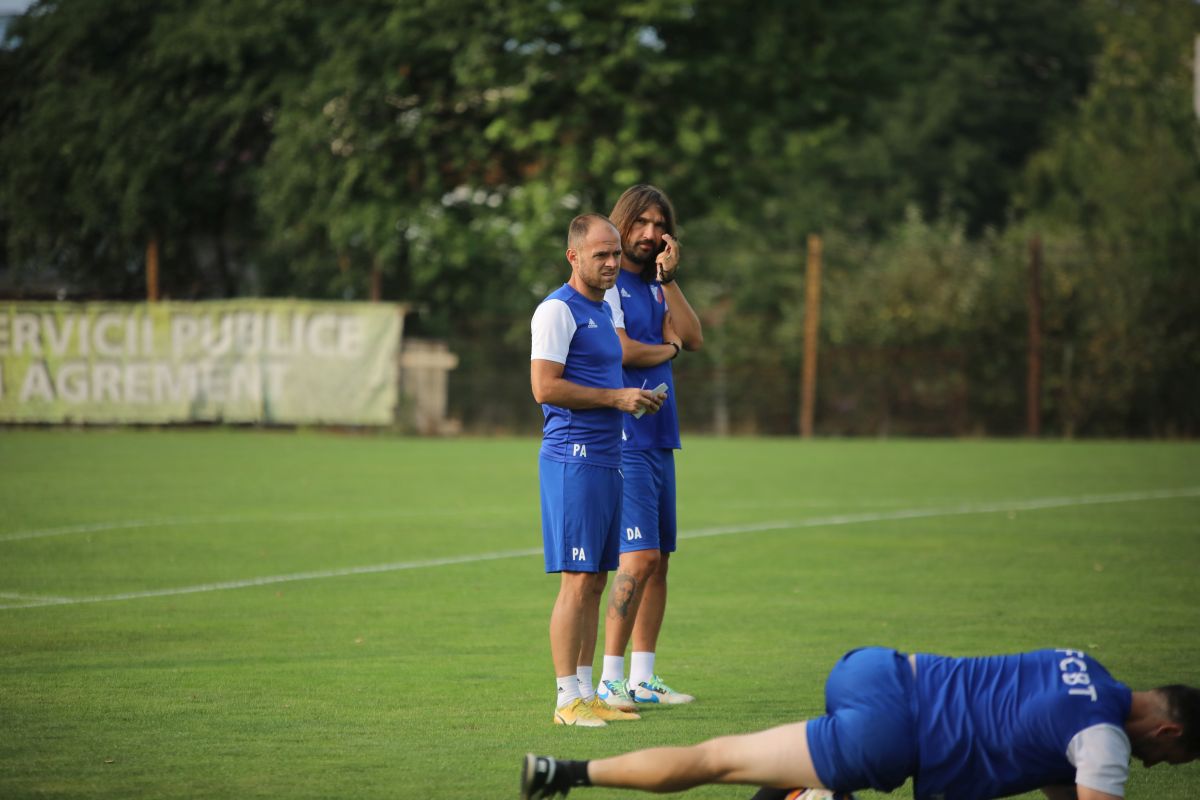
top-left (633, 382), bottom-right (669, 419)
top-left (657, 234), bottom-right (678, 284)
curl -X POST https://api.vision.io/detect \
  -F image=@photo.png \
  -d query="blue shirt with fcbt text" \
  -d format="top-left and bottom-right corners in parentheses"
top-left (913, 649), bottom-right (1132, 800)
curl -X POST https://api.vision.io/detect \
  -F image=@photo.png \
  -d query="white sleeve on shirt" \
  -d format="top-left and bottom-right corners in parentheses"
top-left (603, 286), bottom-right (625, 330)
top-left (531, 299), bottom-right (576, 364)
top-left (1066, 723), bottom-right (1131, 797)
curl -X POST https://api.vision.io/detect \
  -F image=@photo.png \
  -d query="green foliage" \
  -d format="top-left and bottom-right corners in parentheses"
top-left (765, 0), bottom-right (1097, 236)
top-left (0, 0), bottom-right (1193, 433)
top-left (1016, 0), bottom-right (1200, 435)
top-left (255, 1), bottom-right (698, 317)
top-left (663, 0), bottom-right (1194, 437)
top-left (0, 0), bottom-right (315, 296)
top-left (6, 0), bottom-right (1063, 307)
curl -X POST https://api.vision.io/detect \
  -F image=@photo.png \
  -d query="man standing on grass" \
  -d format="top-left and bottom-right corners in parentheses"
top-left (531, 213), bottom-right (665, 727)
top-left (522, 646), bottom-right (1200, 797)
top-left (596, 185), bottom-right (703, 711)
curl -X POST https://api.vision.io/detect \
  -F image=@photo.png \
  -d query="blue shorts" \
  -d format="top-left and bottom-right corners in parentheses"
top-left (539, 455), bottom-right (622, 573)
top-left (806, 647), bottom-right (917, 794)
top-left (618, 448), bottom-right (677, 554)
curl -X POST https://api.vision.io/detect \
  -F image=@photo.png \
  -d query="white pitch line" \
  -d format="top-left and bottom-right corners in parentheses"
top-left (680, 487), bottom-right (1200, 540)
top-left (0, 548), bottom-right (542, 610)
top-left (0, 591), bottom-right (76, 604)
top-left (0, 506), bottom-right (521, 543)
top-left (1, 487), bottom-right (1196, 611)
top-left (0, 518), bottom-right (205, 542)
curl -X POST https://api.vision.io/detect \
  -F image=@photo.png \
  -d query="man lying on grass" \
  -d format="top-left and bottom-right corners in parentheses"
top-left (522, 646), bottom-right (1199, 800)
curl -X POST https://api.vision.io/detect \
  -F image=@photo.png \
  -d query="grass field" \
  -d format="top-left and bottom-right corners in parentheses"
top-left (1, 430), bottom-right (1198, 800)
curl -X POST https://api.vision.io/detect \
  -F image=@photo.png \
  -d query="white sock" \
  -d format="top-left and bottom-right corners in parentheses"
top-left (556, 675), bottom-right (581, 708)
top-left (601, 655), bottom-right (625, 683)
top-left (630, 651), bottom-right (656, 687)
top-left (576, 666), bottom-right (595, 701)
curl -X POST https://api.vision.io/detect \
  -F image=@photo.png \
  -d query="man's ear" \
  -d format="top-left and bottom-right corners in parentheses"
top-left (565, 248), bottom-right (577, 268)
top-left (1154, 722), bottom-right (1184, 740)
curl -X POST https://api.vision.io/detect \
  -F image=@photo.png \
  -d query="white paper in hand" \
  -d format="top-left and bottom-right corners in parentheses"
top-left (633, 382), bottom-right (669, 419)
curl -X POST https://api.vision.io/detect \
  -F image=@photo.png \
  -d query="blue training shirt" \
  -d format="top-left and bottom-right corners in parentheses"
top-left (531, 283), bottom-right (625, 468)
top-left (913, 649), bottom-right (1133, 800)
top-left (603, 269), bottom-right (681, 450)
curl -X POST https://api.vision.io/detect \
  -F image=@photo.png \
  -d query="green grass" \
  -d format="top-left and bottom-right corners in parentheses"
top-left (1, 430), bottom-right (1198, 799)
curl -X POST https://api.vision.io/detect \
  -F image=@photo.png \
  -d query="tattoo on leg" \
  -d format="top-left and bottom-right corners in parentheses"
top-left (607, 572), bottom-right (637, 618)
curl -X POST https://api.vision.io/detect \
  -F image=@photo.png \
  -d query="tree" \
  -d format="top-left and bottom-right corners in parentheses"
top-left (1017, 0), bottom-right (1200, 435)
top-left (252, 1), bottom-right (923, 329)
top-left (0, 0), bottom-right (315, 298)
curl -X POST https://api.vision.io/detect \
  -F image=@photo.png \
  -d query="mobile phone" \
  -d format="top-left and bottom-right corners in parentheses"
top-left (633, 382), bottom-right (669, 419)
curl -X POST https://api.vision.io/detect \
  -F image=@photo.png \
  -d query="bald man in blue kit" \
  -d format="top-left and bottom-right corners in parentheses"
top-left (531, 213), bottom-right (665, 728)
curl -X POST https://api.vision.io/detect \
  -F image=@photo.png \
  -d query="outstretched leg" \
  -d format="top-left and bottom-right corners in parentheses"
top-left (588, 721), bottom-right (824, 792)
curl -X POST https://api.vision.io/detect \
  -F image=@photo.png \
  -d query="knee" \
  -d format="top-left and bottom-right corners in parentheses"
top-left (620, 550), bottom-right (661, 582)
top-left (560, 571), bottom-right (604, 603)
top-left (640, 552), bottom-right (669, 589)
top-left (588, 572), bottom-right (608, 600)
top-left (693, 738), bottom-right (737, 782)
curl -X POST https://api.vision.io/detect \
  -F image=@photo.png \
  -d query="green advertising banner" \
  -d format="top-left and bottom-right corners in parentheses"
top-left (0, 300), bottom-right (404, 425)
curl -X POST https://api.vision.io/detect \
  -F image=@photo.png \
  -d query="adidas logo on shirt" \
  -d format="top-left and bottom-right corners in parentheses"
top-left (620, 287), bottom-right (632, 298)
top-left (586, 318), bottom-right (598, 328)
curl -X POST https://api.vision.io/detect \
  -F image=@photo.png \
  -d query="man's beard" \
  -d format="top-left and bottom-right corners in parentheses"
top-left (625, 239), bottom-right (662, 281)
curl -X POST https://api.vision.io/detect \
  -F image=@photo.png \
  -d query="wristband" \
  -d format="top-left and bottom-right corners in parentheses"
top-left (667, 341), bottom-right (680, 359)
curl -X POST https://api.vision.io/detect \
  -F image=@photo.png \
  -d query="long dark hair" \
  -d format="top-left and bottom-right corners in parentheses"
top-left (609, 184), bottom-right (677, 281)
